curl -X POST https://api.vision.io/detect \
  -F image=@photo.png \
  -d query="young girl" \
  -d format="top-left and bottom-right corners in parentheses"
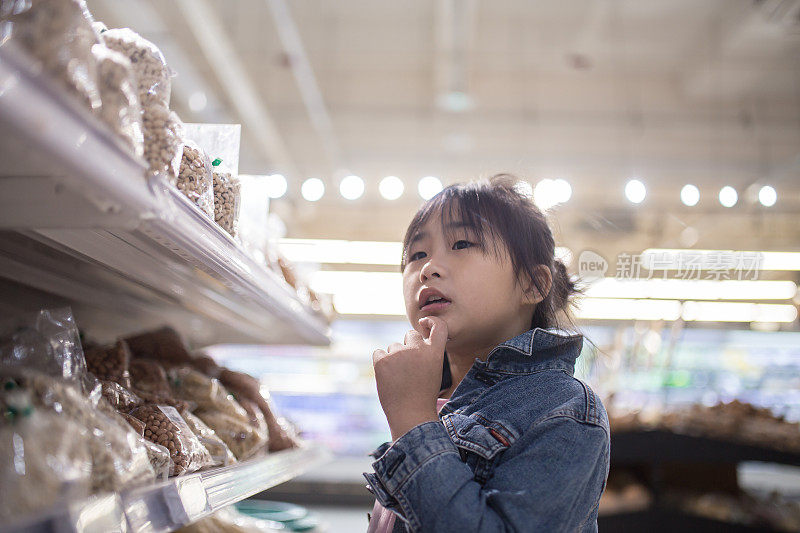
top-left (364, 176), bottom-right (609, 532)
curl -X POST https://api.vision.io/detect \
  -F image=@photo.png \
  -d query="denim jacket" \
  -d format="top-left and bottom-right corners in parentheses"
top-left (363, 328), bottom-right (610, 533)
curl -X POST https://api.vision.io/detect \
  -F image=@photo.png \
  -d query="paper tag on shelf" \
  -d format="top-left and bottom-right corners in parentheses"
top-left (164, 476), bottom-right (209, 524)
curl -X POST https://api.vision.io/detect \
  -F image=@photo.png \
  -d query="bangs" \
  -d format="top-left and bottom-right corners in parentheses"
top-left (400, 185), bottom-right (506, 271)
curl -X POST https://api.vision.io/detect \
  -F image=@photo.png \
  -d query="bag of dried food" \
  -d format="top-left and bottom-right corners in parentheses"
top-left (101, 27), bottom-right (171, 105)
top-left (0, 0), bottom-right (101, 112)
top-left (0, 307), bottom-right (86, 381)
top-left (238, 397), bottom-right (270, 449)
top-left (168, 366), bottom-right (234, 413)
top-left (193, 409), bottom-right (267, 461)
top-left (189, 351), bottom-right (222, 379)
top-left (211, 159), bottom-right (241, 238)
top-left (124, 326), bottom-right (194, 367)
top-left (0, 406), bottom-right (92, 523)
top-left (129, 404), bottom-right (213, 476)
top-left (181, 410), bottom-right (237, 467)
top-left (91, 44), bottom-right (144, 157)
top-left (129, 358), bottom-right (173, 398)
top-left (167, 366), bottom-right (266, 459)
top-left (2, 371), bottom-right (158, 492)
top-left (178, 140), bottom-right (215, 218)
top-left (219, 369), bottom-right (301, 452)
top-left (85, 339), bottom-right (132, 389)
top-left (100, 380), bottom-right (143, 412)
top-left (140, 97), bottom-right (184, 182)
top-left (86, 407), bottom-right (156, 492)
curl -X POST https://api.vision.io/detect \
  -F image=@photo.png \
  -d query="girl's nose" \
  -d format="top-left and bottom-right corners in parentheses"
top-left (420, 256), bottom-right (444, 282)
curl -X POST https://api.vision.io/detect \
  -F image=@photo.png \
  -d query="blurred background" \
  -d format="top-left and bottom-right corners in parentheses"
top-left (4, 0), bottom-right (800, 530)
top-left (89, 0), bottom-right (800, 530)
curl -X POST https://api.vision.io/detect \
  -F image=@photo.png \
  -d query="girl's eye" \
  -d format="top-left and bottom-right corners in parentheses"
top-left (453, 240), bottom-right (473, 250)
top-left (409, 251), bottom-right (427, 261)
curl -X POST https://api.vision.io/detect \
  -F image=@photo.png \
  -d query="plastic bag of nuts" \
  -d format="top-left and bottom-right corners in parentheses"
top-left (123, 326), bottom-right (194, 368)
top-left (0, 0), bottom-right (102, 113)
top-left (101, 27), bottom-right (171, 106)
top-left (178, 140), bottom-right (215, 218)
top-left (100, 380), bottom-right (142, 412)
top-left (140, 96), bottom-right (183, 182)
top-left (219, 369), bottom-right (301, 452)
top-left (85, 340), bottom-right (132, 389)
top-left (0, 410), bottom-right (93, 522)
top-left (143, 439), bottom-right (172, 480)
top-left (168, 366), bottom-right (236, 413)
top-left (2, 372), bottom-right (158, 493)
top-left (120, 412), bottom-right (146, 435)
top-left (87, 408), bottom-right (156, 493)
top-left (181, 411), bottom-right (236, 467)
top-left (91, 44), bottom-right (144, 157)
top-left (129, 404), bottom-right (212, 476)
top-left (211, 164), bottom-right (241, 238)
top-left (193, 409), bottom-right (267, 461)
top-left (129, 359), bottom-right (176, 402)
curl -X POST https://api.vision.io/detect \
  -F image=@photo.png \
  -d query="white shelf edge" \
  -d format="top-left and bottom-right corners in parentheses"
top-left (1, 445), bottom-right (333, 533)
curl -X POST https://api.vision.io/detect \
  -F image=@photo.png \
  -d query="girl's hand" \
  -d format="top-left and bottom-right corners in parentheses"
top-left (373, 316), bottom-right (448, 440)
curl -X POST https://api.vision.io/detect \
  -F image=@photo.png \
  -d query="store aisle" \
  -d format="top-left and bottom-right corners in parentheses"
top-left (305, 505), bottom-right (372, 533)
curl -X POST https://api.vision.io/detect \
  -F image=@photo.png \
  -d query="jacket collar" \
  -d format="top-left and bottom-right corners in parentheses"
top-left (477, 327), bottom-right (584, 375)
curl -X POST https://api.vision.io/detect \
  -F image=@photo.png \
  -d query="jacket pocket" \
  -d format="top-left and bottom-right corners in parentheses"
top-left (441, 413), bottom-right (514, 484)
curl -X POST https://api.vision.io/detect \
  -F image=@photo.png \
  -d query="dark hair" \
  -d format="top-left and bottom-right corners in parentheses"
top-left (401, 174), bottom-right (584, 331)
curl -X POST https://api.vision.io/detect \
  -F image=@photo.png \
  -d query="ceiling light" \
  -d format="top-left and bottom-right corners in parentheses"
top-left (265, 174), bottom-right (287, 199)
top-left (418, 176), bottom-right (443, 200)
top-left (533, 179), bottom-right (557, 210)
top-left (553, 179), bottom-right (572, 203)
top-left (379, 176), bottom-right (404, 200)
top-left (641, 249), bottom-right (800, 271)
top-left (309, 271), bottom-right (405, 315)
top-left (681, 301), bottom-right (797, 323)
top-left (625, 179), bottom-right (646, 204)
top-left (680, 184), bottom-right (700, 206)
top-left (759, 185), bottom-right (777, 207)
top-left (301, 178), bottom-right (325, 202)
top-left (719, 186), bottom-right (738, 207)
top-left (584, 278), bottom-right (797, 301)
top-left (339, 175), bottom-right (364, 200)
top-left (575, 298), bottom-right (682, 321)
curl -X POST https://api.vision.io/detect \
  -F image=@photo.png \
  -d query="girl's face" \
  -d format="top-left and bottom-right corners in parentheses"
top-left (402, 213), bottom-right (539, 354)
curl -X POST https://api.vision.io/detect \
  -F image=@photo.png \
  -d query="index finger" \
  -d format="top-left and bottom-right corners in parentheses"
top-left (404, 329), bottom-right (422, 345)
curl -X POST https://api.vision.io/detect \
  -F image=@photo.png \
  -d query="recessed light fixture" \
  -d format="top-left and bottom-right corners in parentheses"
top-left (266, 174), bottom-right (287, 199)
top-left (759, 185), bottom-right (777, 207)
top-left (680, 184), bottom-right (700, 206)
top-left (625, 179), bottom-right (646, 204)
top-left (719, 186), bottom-right (738, 208)
top-left (379, 176), bottom-right (404, 200)
top-left (301, 178), bottom-right (325, 202)
top-left (418, 176), bottom-right (443, 200)
top-left (340, 175), bottom-right (365, 200)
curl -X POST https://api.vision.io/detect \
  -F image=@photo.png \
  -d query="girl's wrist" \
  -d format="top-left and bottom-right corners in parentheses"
top-left (389, 409), bottom-right (440, 441)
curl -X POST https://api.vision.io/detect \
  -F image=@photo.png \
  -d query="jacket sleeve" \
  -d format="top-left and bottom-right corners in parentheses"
top-left (363, 414), bottom-right (609, 533)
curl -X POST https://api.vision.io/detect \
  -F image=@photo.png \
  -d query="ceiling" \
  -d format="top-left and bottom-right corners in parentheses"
top-left (86, 0), bottom-right (800, 262)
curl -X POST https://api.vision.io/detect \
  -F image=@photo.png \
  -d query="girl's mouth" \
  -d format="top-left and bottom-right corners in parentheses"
top-left (421, 299), bottom-right (451, 312)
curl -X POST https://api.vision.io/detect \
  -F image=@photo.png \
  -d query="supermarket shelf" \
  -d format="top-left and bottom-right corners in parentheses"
top-left (611, 430), bottom-right (800, 467)
top-left (2, 445), bottom-right (332, 533)
top-left (598, 508), bottom-right (778, 532)
top-left (0, 43), bottom-right (330, 347)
